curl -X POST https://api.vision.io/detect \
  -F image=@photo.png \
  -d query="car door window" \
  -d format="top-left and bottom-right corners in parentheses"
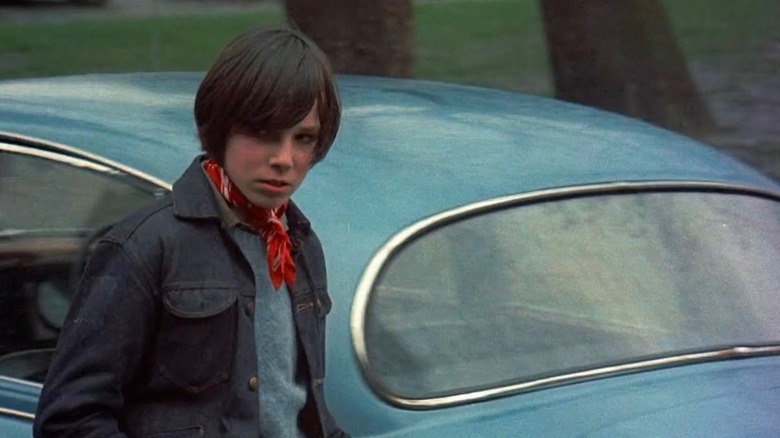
top-left (362, 190), bottom-right (780, 402)
top-left (0, 148), bottom-right (159, 382)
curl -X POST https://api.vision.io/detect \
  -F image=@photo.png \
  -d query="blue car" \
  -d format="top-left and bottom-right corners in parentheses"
top-left (1, 73), bottom-right (779, 437)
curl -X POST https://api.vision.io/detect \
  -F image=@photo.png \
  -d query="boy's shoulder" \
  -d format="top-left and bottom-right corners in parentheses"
top-left (102, 194), bottom-right (176, 245)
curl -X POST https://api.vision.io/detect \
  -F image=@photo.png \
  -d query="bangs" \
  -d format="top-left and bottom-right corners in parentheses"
top-left (195, 27), bottom-right (341, 163)
top-left (235, 42), bottom-right (325, 133)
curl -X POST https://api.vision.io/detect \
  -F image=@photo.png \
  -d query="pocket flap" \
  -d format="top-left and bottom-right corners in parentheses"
top-left (163, 285), bottom-right (238, 318)
top-left (315, 288), bottom-right (332, 317)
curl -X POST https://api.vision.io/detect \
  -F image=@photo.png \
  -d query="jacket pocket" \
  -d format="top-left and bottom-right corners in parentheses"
top-left (156, 283), bottom-right (238, 394)
top-left (293, 284), bottom-right (332, 382)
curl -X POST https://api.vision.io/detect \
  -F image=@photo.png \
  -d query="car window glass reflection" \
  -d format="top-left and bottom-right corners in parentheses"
top-left (1, 151), bottom-right (152, 232)
top-left (0, 150), bottom-right (156, 383)
top-left (365, 191), bottom-right (780, 400)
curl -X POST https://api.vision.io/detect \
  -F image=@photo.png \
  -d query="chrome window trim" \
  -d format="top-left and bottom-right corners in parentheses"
top-left (0, 406), bottom-right (35, 422)
top-left (351, 181), bottom-right (780, 410)
top-left (0, 375), bottom-right (42, 390)
top-left (1, 143), bottom-right (117, 175)
top-left (0, 376), bottom-right (40, 420)
top-left (0, 131), bottom-right (172, 191)
top-left (376, 346), bottom-right (780, 410)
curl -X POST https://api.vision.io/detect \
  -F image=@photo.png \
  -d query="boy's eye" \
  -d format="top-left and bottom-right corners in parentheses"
top-left (297, 133), bottom-right (319, 145)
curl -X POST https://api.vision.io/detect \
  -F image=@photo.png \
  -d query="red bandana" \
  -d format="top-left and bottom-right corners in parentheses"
top-left (204, 159), bottom-right (296, 291)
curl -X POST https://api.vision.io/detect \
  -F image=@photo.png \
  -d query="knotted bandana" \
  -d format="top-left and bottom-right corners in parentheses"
top-left (204, 159), bottom-right (296, 291)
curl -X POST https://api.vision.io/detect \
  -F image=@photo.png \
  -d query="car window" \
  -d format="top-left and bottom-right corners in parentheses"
top-left (363, 190), bottom-right (780, 401)
top-left (0, 149), bottom-right (158, 383)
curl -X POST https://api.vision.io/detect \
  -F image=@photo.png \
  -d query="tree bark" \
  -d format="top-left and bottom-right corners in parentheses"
top-left (285, 0), bottom-right (414, 78)
top-left (539, 0), bottom-right (715, 135)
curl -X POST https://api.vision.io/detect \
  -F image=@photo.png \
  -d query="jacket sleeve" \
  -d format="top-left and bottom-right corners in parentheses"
top-left (33, 239), bottom-right (158, 438)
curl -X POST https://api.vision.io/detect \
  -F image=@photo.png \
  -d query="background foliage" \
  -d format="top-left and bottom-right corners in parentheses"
top-left (0, 0), bottom-right (777, 94)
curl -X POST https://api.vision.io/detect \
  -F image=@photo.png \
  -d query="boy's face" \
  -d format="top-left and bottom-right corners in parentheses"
top-left (223, 103), bottom-right (320, 209)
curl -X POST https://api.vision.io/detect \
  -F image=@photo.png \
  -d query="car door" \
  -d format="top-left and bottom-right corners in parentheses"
top-left (0, 141), bottom-right (164, 433)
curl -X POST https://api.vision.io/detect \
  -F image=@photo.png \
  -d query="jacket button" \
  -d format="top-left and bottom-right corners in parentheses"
top-left (245, 302), bottom-right (255, 317)
top-left (249, 377), bottom-right (259, 391)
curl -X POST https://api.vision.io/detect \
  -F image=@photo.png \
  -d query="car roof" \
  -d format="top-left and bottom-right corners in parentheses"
top-left (0, 72), bottom-right (775, 190)
top-left (1, 72), bottom-right (777, 242)
top-left (2, 71), bottom-right (778, 298)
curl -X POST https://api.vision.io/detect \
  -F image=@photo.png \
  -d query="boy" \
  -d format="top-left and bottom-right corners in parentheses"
top-left (35, 27), bottom-right (347, 438)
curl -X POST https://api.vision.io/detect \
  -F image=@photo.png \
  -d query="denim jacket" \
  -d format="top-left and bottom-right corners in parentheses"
top-left (34, 157), bottom-right (346, 438)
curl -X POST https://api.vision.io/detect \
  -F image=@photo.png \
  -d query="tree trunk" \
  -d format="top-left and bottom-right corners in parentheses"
top-left (539, 0), bottom-right (715, 135)
top-left (285, 0), bottom-right (414, 78)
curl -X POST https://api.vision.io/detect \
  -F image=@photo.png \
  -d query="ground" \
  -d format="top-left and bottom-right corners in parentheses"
top-left (2, 0), bottom-right (779, 182)
top-left (692, 39), bottom-right (780, 180)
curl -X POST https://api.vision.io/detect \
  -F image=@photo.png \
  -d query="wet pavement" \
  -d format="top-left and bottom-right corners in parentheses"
top-left (691, 38), bottom-right (780, 181)
top-left (2, 0), bottom-right (779, 182)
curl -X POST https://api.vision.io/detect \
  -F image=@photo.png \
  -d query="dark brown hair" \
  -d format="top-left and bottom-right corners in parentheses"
top-left (194, 27), bottom-right (340, 165)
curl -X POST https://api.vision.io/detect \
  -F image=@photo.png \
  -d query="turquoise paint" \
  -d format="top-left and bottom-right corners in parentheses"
top-left (1, 73), bottom-right (779, 437)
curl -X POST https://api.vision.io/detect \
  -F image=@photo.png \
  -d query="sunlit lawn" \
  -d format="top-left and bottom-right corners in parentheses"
top-left (0, 0), bottom-right (777, 93)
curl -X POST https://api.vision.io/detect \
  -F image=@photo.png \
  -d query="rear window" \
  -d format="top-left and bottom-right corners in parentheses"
top-left (362, 189), bottom-right (780, 402)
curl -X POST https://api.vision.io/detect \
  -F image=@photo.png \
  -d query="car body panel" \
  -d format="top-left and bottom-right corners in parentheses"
top-left (347, 356), bottom-right (780, 437)
top-left (0, 378), bottom-right (37, 436)
top-left (1, 73), bottom-right (778, 437)
top-left (0, 378), bottom-right (38, 413)
top-left (1, 73), bottom-right (776, 192)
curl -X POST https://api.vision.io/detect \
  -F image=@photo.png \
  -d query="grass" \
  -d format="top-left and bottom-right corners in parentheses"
top-left (0, 11), bottom-right (286, 79)
top-left (0, 0), bottom-right (778, 92)
top-left (414, 0), bottom-right (549, 92)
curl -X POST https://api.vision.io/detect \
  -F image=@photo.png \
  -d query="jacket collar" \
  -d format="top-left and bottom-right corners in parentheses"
top-left (285, 198), bottom-right (312, 237)
top-left (172, 156), bottom-right (222, 221)
top-left (172, 155), bottom-right (312, 236)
